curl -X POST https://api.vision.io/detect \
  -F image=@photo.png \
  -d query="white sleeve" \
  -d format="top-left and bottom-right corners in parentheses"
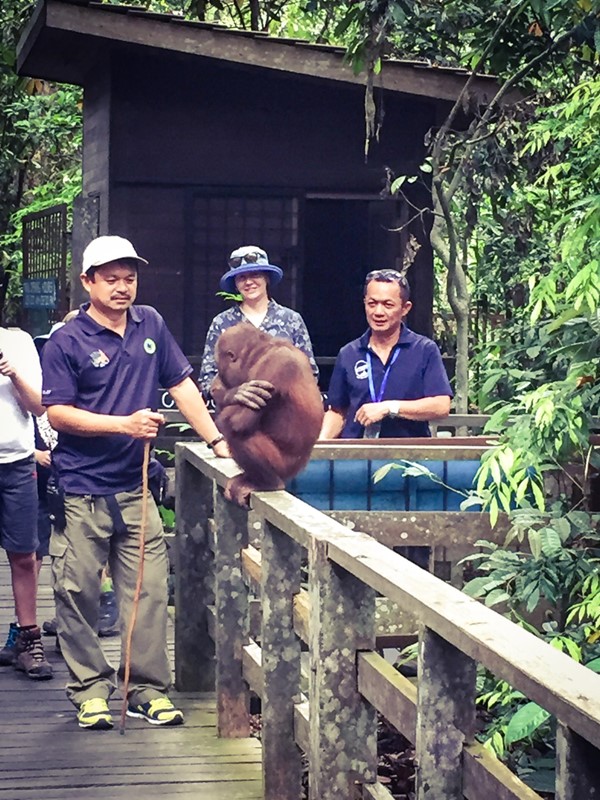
top-left (15, 331), bottom-right (42, 393)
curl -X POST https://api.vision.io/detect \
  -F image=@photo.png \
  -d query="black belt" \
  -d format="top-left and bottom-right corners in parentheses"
top-left (104, 495), bottom-right (129, 537)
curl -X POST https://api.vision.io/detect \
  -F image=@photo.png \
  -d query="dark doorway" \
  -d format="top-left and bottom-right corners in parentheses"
top-left (303, 198), bottom-right (405, 388)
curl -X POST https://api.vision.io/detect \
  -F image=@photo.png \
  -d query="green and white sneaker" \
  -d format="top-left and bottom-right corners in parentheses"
top-left (77, 698), bottom-right (113, 730)
top-left (127, 697), bottom-right (184, 726)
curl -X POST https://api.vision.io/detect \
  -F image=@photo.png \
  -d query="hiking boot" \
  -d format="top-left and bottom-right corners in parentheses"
top-left (0, 622), bottom-right (18, 666)
top-left (14, 626), bottom-right (54, 680)
top-left (127, 697), bottom-right (184, 726)
top-left (42, 617), bottom-right (58, 636)
top-left (77, 698), bottom-right (113, 730)
top-left (98, 590), bottom-right (119, 637)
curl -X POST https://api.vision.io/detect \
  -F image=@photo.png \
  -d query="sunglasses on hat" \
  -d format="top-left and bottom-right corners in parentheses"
top-left (228, 252), bottom-right (268, 269)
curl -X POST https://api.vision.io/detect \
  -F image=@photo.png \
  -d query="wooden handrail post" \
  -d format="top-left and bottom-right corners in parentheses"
top-left (214, 489), bottom-right (250, 737)
top-left (174, 446), bottom-right (215, 691)
top-left (416, 625), bottom-right (476, 799)
top-left (308, 536), bottom-right (378, 800)
top-left (556, 723), bottom-right (600, 799)
top-left (261, 518), bottom-right (304, 800)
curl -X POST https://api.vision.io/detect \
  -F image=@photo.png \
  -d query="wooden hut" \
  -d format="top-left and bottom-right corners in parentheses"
top-left (17, 0), bottom-right (499, 373)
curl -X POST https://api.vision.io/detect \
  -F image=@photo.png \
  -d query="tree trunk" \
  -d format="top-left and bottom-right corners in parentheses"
top-left (453, 300), bottom-right (469, 415)
top-left (430, 184), bottom-right (471, 417)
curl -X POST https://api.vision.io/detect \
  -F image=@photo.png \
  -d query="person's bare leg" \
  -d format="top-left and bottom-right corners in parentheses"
top-left (7, 551), bottom-right (38, 626)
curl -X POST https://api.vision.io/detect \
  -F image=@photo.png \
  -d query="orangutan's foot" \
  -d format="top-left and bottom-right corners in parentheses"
top-left (224, 475), bottom-right (285, 507)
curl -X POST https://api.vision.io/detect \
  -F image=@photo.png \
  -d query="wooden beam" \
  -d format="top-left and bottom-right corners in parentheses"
top-left (555, 724), bottom-right (600, 800)
top-left (248, 491), bottom-right (600, 750)
top-left (174, 447), bottom-right (215, 691)
top-left (415, 626), bottom-right (476, 799)
top-left (360, 784), bottom-right (396, 800)
top-left (213, 489), bottom-right (250, 737)
top-left (357, 651), bottom-right (417, 740)
top-left (308, 537), bottom-right (378, 800)
top-left (294, 700), bottom-right (310, 754)
top-left (463, 742), bottom-right (543, 800)
top-left (327, 510), bottom-right (510, 549)
top-left (242, 641), bottom-right (264, 697)
top-left (35, 0), bottom-right (500, 103)
top-left (357, 652), bottom-right (542, 800)
top-left (312, 440), bottom-right (494, 460)
top-left (292, 588), bottom-right (310, 643)
top-left (241, 544), bottom-right (262, 591)
top-left (261, 519), bottom-right (304, 800)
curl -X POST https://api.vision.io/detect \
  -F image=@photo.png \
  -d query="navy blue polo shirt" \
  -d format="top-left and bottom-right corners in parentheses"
top-left (41, 304), bottom-right (193, 495)
top-left (327, 326), bottom-right (452, 438)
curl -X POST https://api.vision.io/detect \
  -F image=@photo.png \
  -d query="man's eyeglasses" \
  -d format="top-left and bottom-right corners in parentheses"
top-left (364, 269), bottom-right (411, 300)
top-left (365, 269), bottom-right (408, 285)
top-left (228, 252), bottom-right (267, 269)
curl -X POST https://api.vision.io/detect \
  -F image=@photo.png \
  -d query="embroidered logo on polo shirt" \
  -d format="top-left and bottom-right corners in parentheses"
top-left (89, 349), bottom-right (110, 368)
top-left (144, 338), bottom-right (157, 355)
top-left (354, 360), bottom-right (369, 380)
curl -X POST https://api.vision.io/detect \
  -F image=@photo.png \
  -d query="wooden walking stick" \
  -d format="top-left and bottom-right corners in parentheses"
top-left (119, 439), bottom-right (151, 735)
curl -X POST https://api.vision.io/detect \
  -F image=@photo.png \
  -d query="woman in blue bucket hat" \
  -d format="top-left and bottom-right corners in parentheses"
top-left (199, 245), bottom-right (319, 399)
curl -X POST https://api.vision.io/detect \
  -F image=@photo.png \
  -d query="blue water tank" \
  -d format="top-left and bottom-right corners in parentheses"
top-left (288, 459), bottom-right (481, 511)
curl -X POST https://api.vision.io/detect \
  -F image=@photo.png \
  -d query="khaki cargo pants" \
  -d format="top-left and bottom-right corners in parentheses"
top-left (50, 489), bottom-right (171, 708)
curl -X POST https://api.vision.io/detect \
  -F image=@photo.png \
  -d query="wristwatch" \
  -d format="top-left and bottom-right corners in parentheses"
top-left (207, 434), bottom-right (225, 450)
top-left (388, 401), bottom-right (402, 418)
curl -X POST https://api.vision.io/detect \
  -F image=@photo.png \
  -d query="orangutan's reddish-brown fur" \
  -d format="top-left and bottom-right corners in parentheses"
top-left (211, 323), bottom-right (324, 506)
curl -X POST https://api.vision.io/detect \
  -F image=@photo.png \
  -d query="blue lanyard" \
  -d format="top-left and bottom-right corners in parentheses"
top-left (367, 346), bottom-right (400, 403)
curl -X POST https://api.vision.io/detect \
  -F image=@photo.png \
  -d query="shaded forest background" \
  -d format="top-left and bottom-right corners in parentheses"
top-left (1, 0), bottom-right (600, 790)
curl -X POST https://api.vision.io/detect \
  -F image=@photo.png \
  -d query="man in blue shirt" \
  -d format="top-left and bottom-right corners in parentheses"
top-left (320, 269), bottom-right (452, 439)
top-left (42, 235), bottom-right (229, 731)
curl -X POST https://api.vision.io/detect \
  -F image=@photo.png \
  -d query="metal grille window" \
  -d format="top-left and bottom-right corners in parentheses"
top-left (22, 203), bottom-right (68, 318)
top-left (185, 194), bottom-right (300, 354)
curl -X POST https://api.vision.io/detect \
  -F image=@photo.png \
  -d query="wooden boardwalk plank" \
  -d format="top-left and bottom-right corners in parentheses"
top-left (0, 558), bottom-right (263, 800)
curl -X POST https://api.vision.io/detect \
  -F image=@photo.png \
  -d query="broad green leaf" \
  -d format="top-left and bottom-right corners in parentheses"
top-left (484, 589), bottom-right (511, 607)
top-left (373, 463), bottom-right (398, 483)
top-left (553, 517), bottom-right (571, 542)
top-left (540, 526), bottom-right (562, 555)
top-left (390, 175), bottom-right (407, 193)
top-left (531, 481), bottom-right (546, 511)
top-left (528, 529), bottom-right (542, 560)
top-left (505, 702), bottom-right (551, 746)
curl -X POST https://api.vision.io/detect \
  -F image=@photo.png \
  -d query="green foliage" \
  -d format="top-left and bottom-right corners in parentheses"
top-left (504, 702), bottom-right (551, 747)
top-left (159, 505), bottom-right (176, 531)
top-left (470, 74), bottom-right (600, 414)
top-left (475, 673), bottom-right (555, 762)
top-left (0, 0), bottom-right (82, 317)
top-left (216, 290), bottom-right (244, 303)
top-left (566, 573), bottom-right (600, 631)
top-left (462, 511), bottom-right (599, 614)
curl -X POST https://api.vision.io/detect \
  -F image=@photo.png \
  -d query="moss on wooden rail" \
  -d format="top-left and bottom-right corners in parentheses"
top-left (175, 441), bottom-right (600, 800)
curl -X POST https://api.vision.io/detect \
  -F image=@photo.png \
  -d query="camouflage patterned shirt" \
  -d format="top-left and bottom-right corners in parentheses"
top-left (199, 300), bottom-right (319, 398)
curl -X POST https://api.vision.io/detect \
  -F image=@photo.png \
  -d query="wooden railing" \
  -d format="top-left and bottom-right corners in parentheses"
top-left (174, 440), bottom-right (600, 800)
top-left (163, 409), bottom-right (492, 433)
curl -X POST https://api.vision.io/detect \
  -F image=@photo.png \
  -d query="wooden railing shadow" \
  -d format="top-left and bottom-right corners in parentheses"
top-left (174, 440), bottom-right (600, 800)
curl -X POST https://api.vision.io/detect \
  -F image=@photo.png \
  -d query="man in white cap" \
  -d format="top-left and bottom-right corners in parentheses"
top-left (41, 235), bottom-right (229, 730)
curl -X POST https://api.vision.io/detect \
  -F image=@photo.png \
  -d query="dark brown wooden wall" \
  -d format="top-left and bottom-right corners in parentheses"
top-left (108, 50), bottom-right (433, 189)
top-left (82, 64), bottom-right (111, 231)
top-left (81, 47), bottom-right (443, 360)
